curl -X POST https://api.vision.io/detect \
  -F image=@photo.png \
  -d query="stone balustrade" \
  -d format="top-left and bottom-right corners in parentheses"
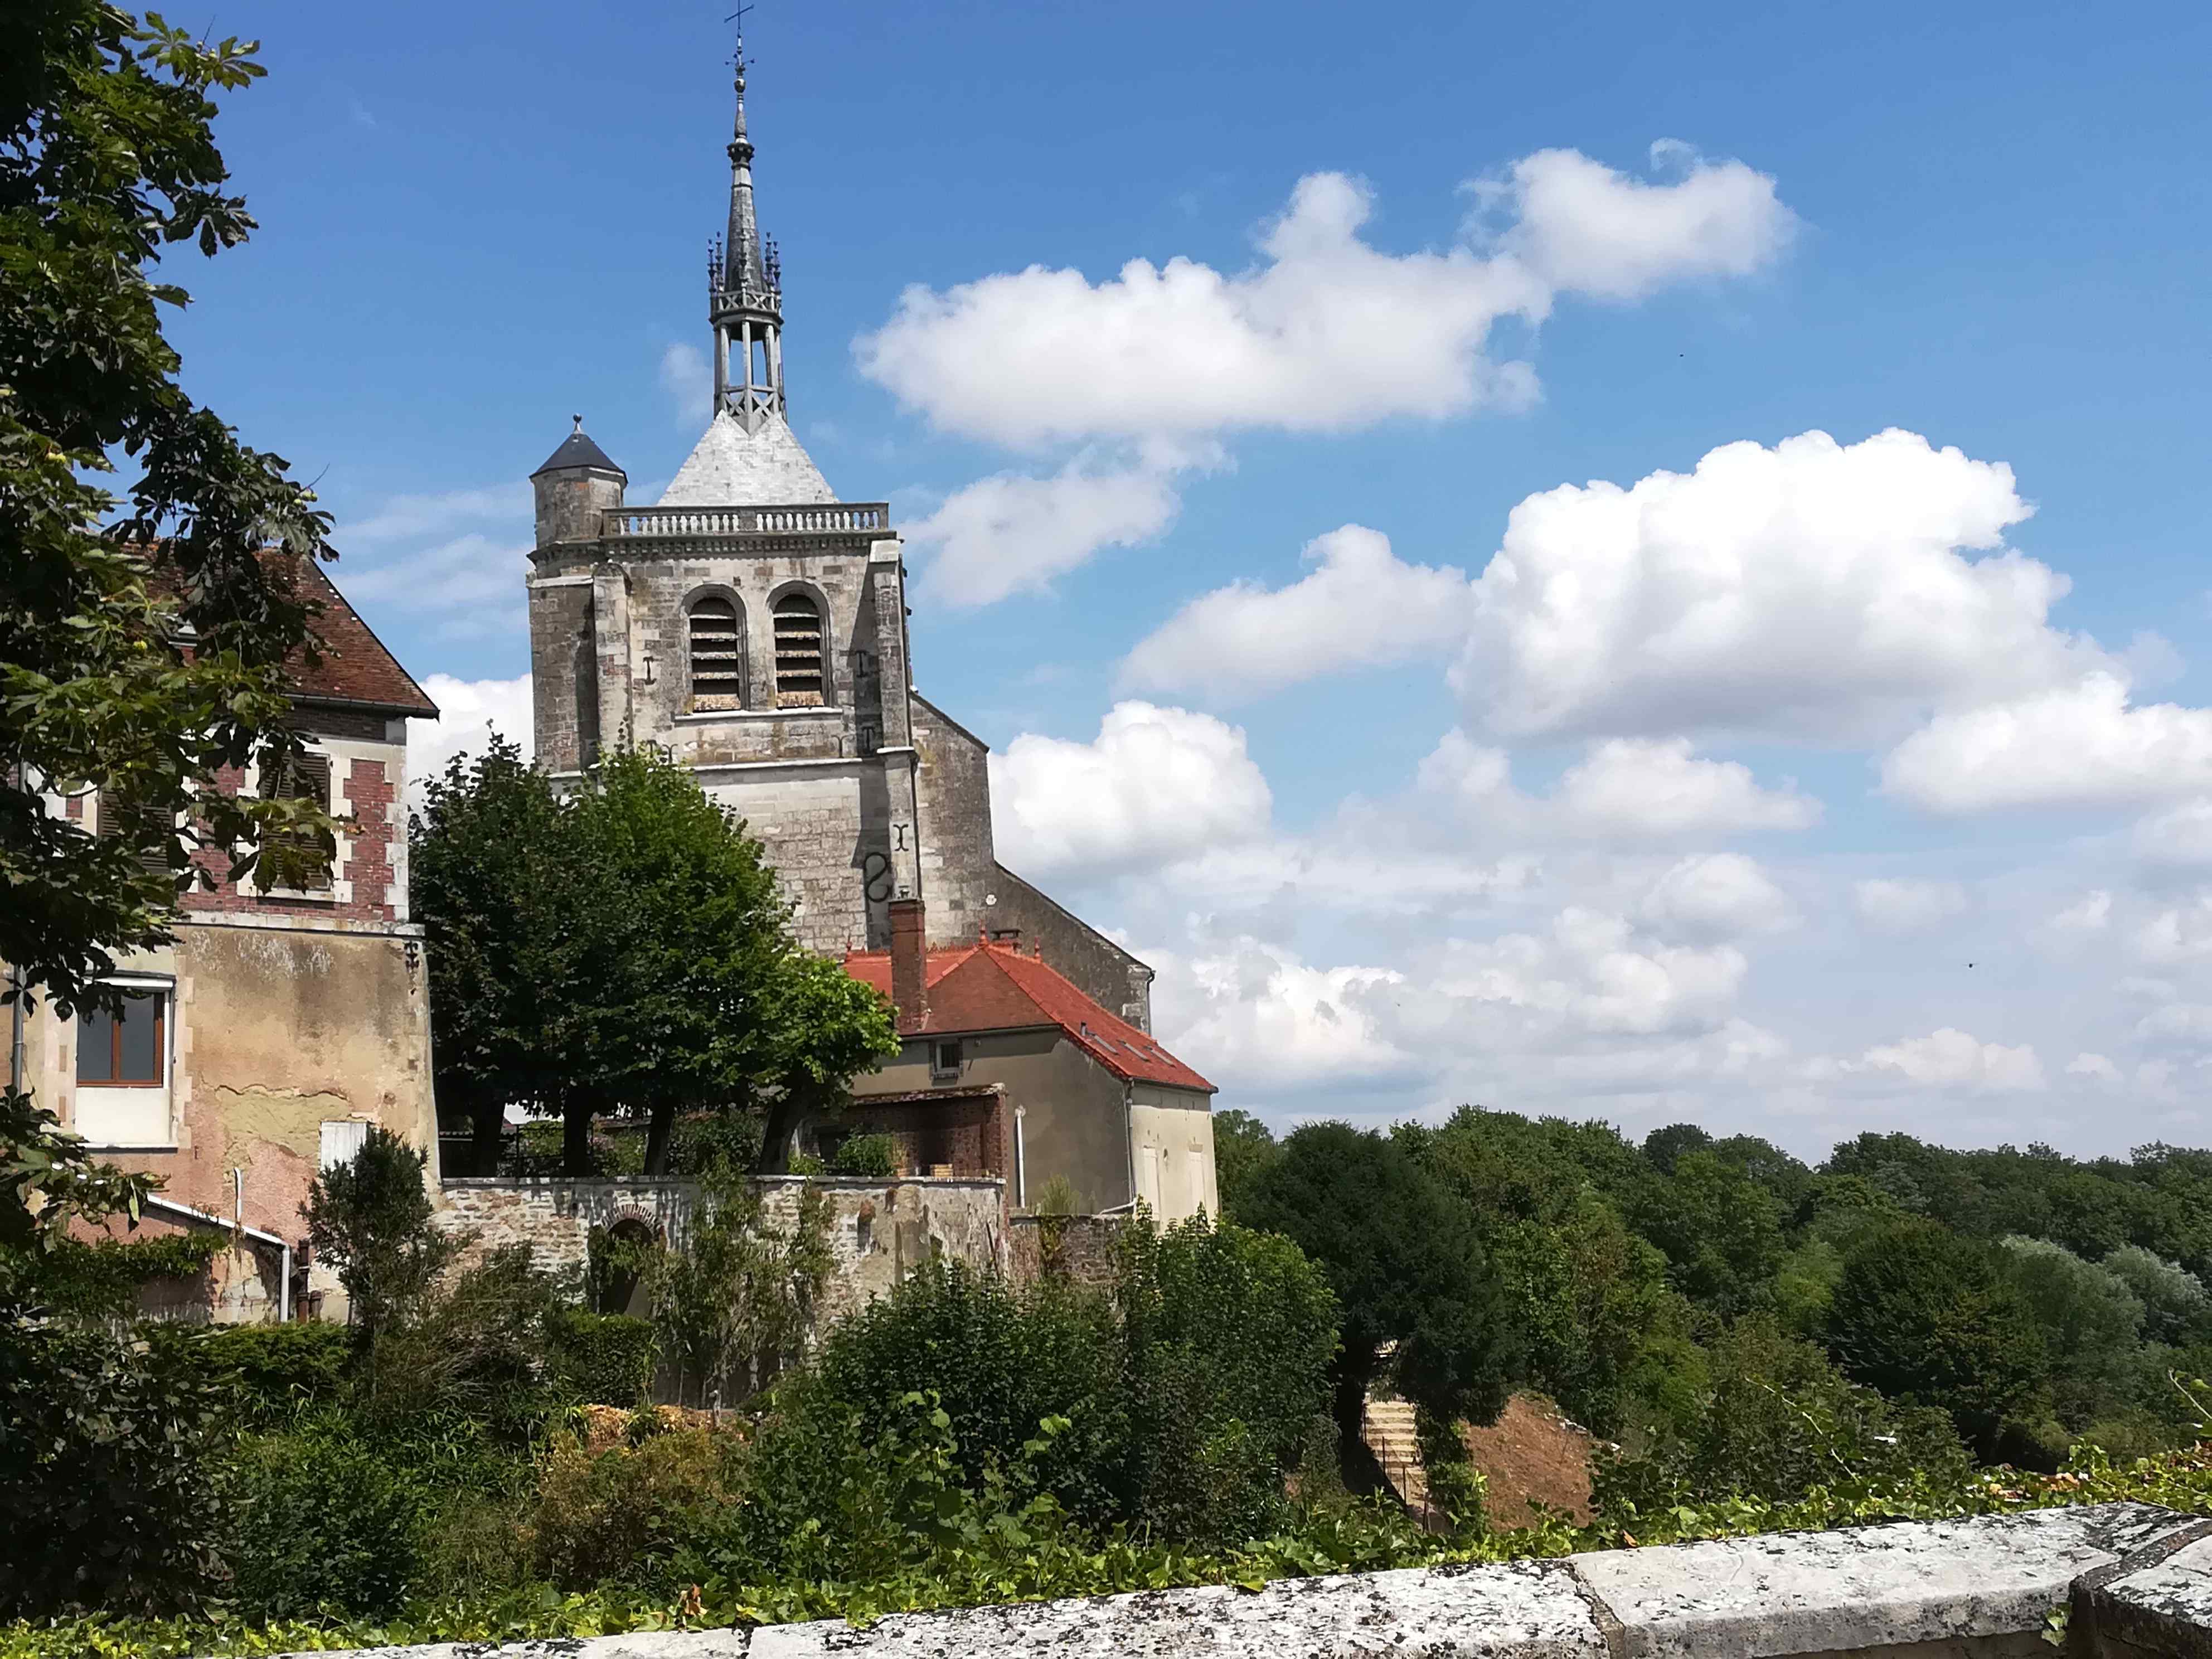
top-left (600, 503), bottom-right (889, 540)
top-left (208, 1500), bottom-right (2212, 1659)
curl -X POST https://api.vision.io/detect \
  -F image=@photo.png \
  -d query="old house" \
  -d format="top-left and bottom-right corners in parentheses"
top-left (836, 907), bottom-right (1220, 1221)
top-left (13, 558), bottom-right (441, 1321)
top-left (521, 46), bottom-right (1220, 1215)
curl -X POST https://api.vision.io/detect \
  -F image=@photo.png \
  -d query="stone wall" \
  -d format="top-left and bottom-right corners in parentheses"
top-left (202, 1501), bottom-right (2212, 1659)
top-left (908, 695), bottom-right (996, 946)
top-left (987, 862), bottom-right (1154, 1034)
top-left (438, 1175), bottom-right (1007, 1328)
top-left (1007, 1212), bottom-right (1124, 1289)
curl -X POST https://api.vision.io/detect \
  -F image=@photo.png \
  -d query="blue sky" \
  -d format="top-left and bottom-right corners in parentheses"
top-left (171, 0), bottom-right (2212, 1155)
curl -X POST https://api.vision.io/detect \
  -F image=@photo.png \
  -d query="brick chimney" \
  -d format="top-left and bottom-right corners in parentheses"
top-left (889, 897), bottom-right (928, 1035)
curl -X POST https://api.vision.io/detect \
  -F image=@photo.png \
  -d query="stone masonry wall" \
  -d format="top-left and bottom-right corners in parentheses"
top-left (202, 1500), bottom-right (2212, 1659)
top-left (438, 1175), bottom-right (1006, 1331)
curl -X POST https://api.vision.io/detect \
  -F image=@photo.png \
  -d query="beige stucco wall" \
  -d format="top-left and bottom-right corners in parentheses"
top-left (22, 913), bottom-right (436, 1322)
top-left (1130, 1088), bottom-right (1219, 1223)
top-left (853, 1029), bottom-right (1134, 1214)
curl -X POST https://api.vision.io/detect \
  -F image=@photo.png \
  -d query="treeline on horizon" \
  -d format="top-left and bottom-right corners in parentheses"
top-left (1220, 1107), bottom-right (2212, 1486)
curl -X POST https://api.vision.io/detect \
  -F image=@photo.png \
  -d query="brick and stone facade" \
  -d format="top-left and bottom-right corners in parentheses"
top-left (16, 559), bottom-right (443, 1323)
top-left (521, 59), bottom-right (1155, 1036)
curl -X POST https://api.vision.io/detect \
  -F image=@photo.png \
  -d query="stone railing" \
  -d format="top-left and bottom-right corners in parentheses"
top-left (195, 1500), bottom-right (2212, 1658)
top-left (600, 503), bottom-right (890, 540)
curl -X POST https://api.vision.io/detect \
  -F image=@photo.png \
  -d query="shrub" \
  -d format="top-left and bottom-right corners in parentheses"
top-left (0, 1319), bottom-right (230, 1617)
top-left (830, 1133), bottom-right (896, 1178)
top-left (650, 1169), bottom-right (832, 1407)
top-left (1598, 1317), bottom-right (1970, 1514)
top-left (550, 1309), bottom-right (656, 1406)
top-left (18, 1231), bottom-right (224, 1320)
top-left (795, 1259), bottom-right (1127, 1523)
top-left (1997, 1236), bottom-right (2146, 1431)
top-left (225, 1423), bottom-right (426, 1618)
top-left (360, 1244), bottom-right (567, 1441)
top-left (526, 1425), bottom-right (746, 1589)
top-left (192, 1321), bottom-right (353, 1425)
top-left (1117, 1214), bottom-right (1340, 1541)
top-left (2103, 1246), bottom-right (2212, 1347)
top-left (302, 1126), bottom-right (455, 1337)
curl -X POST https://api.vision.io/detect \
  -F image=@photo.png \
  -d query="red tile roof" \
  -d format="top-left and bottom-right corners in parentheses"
top-left (285, 557), bottom-right (439, 717)
top-left (145, 549), bottom-right (439, 718)
top-left (844, 936), bottom-right (1215, 1094)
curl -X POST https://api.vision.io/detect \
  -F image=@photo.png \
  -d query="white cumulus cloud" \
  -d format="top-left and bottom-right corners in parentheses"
top-left (906, 460), bottom-right (1183, 608)
top-left (1884, 674), bottom-right (2212, 813)
top-left (2135, 799), bottom-right (2212, 867)
top-left (857, 152), bottom-right (1791, 448)
top-left (1552, 738), bottom-right (1820, 837)
top-left (405, 673), bottom-right (535, 811)
top-left (1118, 525), bottom-right (1475, 700)
top-left (1854, 1028), bottom-right (2047, 1092)
top-left (1472, 140), bottom-right (1797, 301)
top-left (989, 701), bottom-right (1272, 878)
top-left (1852, 877), bottom-right (1969, 934)
top-left (1451, 428), bottom-right (2101, 743)
top-left (1639, 853), bottom-right (1797, 940)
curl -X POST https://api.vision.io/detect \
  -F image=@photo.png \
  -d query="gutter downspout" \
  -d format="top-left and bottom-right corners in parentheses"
top-left (1123, 1081), bottom-right (1137, 1212)
top-left (144, 1194), bottom-right (293, 1323)
top-left (7, 963), bottom-right (23, 1098)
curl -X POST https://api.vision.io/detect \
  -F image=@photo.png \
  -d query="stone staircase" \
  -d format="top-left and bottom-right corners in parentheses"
top-left (1360, 1392), bottom-right (1429, 1517)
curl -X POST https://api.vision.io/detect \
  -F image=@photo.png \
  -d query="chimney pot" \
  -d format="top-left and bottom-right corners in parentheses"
top-left (889, 898), bottom-right (928, 1036)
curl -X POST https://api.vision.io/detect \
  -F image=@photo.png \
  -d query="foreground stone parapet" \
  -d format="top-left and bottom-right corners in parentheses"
top-left (752, 1559), bottom-right (1606, 1658)
top-left (237, 1502), bottom-right (2212, 1659)
top-left (1571, 1502), bottom-right (2198, 1659)
top-left (2075, 1524), bottom-right (2212, 1658)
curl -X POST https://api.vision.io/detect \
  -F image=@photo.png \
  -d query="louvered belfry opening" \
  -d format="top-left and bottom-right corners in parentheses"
top-left (688, 595), bottom-right (745, 709)
top-left (773, 591), bottom-right (826, 707)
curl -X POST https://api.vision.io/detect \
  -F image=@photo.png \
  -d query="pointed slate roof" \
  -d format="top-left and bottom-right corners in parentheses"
top-left (659, 408), bottom-right (835, 506)
top-left (531, 420), bottom-right (625, 479)
top-left (843, 937), bottom-right (1215, 1093)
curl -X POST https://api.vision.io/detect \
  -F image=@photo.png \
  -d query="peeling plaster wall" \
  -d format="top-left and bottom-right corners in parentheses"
top-left (21, 914), bottom-right (435, 1322)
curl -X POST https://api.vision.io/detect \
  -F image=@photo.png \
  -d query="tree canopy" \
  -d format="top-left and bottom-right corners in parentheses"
top-left (410, 741), bottom-right (897, 1176)
top-left (1236, 1122), bottom-right (1516, 1461)
top-left (3, 3), bottom-right (337, 1020)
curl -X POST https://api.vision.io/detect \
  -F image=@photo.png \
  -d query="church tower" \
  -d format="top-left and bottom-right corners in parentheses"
top-left (523, 38), bottom-right (1157, 1030)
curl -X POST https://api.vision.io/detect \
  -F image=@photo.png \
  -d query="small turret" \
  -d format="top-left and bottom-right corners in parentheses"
top-left (530, 415), bottom-right (626, 549)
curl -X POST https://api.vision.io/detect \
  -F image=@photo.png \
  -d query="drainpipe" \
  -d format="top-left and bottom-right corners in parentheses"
top-left (145, 1194), bottom-right (293, 1323)
top-left (6, 962), bottom-right (23, 1097)
top-left (1123, 1081), bottom-right (1137, 1212)
top-left (1013, 1105), bottom-right (1027, 1211)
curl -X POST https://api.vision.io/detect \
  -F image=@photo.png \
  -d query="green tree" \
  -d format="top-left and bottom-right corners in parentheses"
top-left (1825, 1221), bottom-right (2049, 1457)
top-left (1643, 1122), bottom-right (1713, 1175)
top-left (1997, 1236), bottom-right (2146, 1432)
top-left (407, 736), bottom-right (583, 1174)
top-left (411, 745), bottom-right (895, 1176)
top-left (1238, 1122), bottom-right (1516, 1469)
top-left (3, 3), bottom-right (337, 1020)
top-left (1629, 1150), bottom-right (1784, 1316)
top-left (2103, 1245), bottom-right (2212, 1347)
top-left (301, 1126), bottom-right (454, 1340)
top-left (1208, 1108), bottom-right (1279, 1220)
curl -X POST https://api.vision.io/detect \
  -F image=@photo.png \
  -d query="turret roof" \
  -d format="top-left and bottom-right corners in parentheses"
top-left (531, 418), bottom-right (625, 480)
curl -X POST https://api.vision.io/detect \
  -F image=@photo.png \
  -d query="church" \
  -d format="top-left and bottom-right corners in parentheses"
top-left (523, 46), bottom-right (1219, 1220)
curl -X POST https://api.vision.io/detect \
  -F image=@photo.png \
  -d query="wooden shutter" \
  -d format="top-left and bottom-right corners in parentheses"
top-left (773, 593), bottom-right (825, 707)
top-left (687, 596), bottom-right (745, 707)
top-left (263, 751), bottom-right (334, 891)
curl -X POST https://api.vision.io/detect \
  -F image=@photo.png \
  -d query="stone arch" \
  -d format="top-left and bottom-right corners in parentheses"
top-left (767, 579), bottom-right (834, 708)
top-left (681, 583), bottom-right (749, 710)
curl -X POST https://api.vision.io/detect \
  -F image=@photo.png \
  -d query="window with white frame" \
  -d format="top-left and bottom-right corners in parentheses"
top-left (260, 750), bottom-right (334, 891)
top-left (73, 982), bottom-right (173, 1146)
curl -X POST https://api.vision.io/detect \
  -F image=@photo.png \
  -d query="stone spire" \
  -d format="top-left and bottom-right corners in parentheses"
top-left (708, 31), bottom-right (786, 433)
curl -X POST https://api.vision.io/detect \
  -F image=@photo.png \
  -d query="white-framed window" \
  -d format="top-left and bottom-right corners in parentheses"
top-left (929, 1037), bottom-right (963, 1081)
top-left (260, 750), bottom-right (335, 892)
top-left (72, 978), bottom-right (174, 1147)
